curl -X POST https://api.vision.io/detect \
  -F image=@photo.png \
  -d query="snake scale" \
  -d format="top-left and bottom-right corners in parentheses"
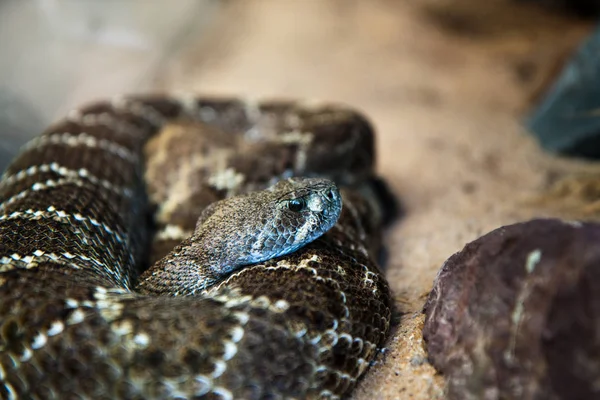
top-left (0, 95), bottom-right (392, 399)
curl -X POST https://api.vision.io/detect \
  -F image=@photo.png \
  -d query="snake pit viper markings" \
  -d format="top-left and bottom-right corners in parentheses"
top-left (0, 96), bottom-right (392, 399)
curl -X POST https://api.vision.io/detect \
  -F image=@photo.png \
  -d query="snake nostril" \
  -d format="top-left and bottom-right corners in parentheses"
top-left (326, 189), bottom-right (335, 200)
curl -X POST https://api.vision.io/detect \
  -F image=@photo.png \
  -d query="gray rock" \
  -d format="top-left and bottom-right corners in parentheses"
top-left (423, 218), bottom-right (600, 400)
top-left (527, 24), bottom-right (600, 159)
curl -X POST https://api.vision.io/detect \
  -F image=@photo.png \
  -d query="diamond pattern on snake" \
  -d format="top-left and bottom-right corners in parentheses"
top-left (0, 96), bottom-right (393, 399)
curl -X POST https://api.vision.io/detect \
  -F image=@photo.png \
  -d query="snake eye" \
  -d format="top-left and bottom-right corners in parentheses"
top-left (287, 198), bottom-right (306, 212)
top-left (326, 189), bottom-right (335, 200)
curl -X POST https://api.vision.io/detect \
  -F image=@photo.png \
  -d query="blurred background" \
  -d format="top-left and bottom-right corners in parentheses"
top-left (0, 0), bottom-right (219, 169)
top-left (0, 0), bottom-right (597, 398)
top-left (0, 0), bottom-right (594, 171)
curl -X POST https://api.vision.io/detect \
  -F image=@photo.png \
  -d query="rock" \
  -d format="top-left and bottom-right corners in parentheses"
top-left (527, 24), bottom-right (600, 159)
top-left (422, 218), bottom-right (600, 400)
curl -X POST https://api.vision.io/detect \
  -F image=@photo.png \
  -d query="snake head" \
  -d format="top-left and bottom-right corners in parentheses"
top-left (261, 177), bottom-right (342, 257)
top-left (175, 177), bottom-right (343, 285)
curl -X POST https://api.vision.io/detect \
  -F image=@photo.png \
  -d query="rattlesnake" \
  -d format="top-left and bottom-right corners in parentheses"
top-left (0, 96), bottom-right (392, 399)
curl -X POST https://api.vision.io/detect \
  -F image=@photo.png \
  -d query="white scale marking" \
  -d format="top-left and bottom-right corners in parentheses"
top-left (47, 321), bottom-right (64, 336)
top-left (173, 92), bottom-right (200, 117)
top-left (0, 251), bottom-right (105, 270)
top-left (0, 208), bottom-right (126, 244)
top-left (70, 111), bottom-right (148, 138)
top-left (132, 333), bottom-right (150, 348)
top-left (19, 347), bottom-right (32, 362)
top-left (21, 132), bottom-right (138, 164)
top-left (212, 387), bottom-right (233, 400)
top-left (66, 309), bottom-right (86, 325)
top-left (0, 178), bottom-right (100, 212)
top-left (4, 382), bottom-right (16, 400)
top-left (233, 311), bottom-right (249, 325)
top-left (222, 341), bottom-right (238, 362)
top-left (278, 130), bottom-right (314, 172)
top-left (208, 168), bottom-right (245, 191)
top-left (65, 298), bottom-right (79, 309)
top-left (154, 224), bottom-right (193, 241)
top-left (211, 360), bottom-right (227, 378)
top-left (229, 326), bottom-right (244, 343)
top-left (112, 320), bottom-right (134, 336)
top-left (192, 375), bottom-right (212, 396)
top-left (215, 257), bottom-right (351, 320)
top-left (111, 96), bottom-right (166, 127)
top-left (0, 162), bottom-right (132, 198)
top-left (0, 251), bottom-right (129, 290)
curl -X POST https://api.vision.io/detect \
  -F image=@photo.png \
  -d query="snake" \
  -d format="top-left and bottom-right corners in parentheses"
top-left (0, 95), bottom-right (392, 399)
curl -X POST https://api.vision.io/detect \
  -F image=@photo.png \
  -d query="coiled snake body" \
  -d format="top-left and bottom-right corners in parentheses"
top-left (0, 96), bottom-right (392, 399)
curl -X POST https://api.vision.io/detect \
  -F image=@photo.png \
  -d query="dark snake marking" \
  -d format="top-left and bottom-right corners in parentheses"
top-left (0, 95), bottom-right (392, 400)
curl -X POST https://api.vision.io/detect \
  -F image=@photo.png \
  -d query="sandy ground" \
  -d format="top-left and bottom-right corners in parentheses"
top-left (2, 0), bottom-right (598, 398)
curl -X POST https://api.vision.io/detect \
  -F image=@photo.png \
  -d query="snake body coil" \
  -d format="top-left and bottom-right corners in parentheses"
top-left (0, 96), bottom-right (392, 399)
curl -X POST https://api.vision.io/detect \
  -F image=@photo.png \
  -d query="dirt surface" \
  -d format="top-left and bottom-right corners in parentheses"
top-left (153, 1), bottom-right (597, 398)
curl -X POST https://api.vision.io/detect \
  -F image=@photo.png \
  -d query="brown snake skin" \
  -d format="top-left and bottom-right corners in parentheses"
top-left (0, 96), bottom-right (392, 399)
